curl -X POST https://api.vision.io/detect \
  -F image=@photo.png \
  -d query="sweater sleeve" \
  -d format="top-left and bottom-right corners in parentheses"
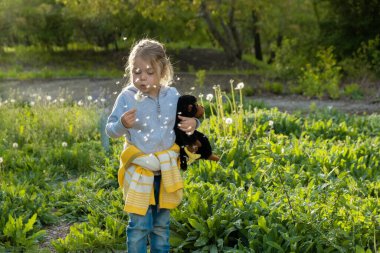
top-left (105, 91), bottom-right (130, 138)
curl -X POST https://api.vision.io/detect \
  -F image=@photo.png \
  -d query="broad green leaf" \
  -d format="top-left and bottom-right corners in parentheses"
top-left (23, 213), bottom-right (37, 233)
top-left (194, 236), bottom-right (209, 247)
top-left (355, 245), bottom-right (366, 253)
top-left (266, 240), bottom-right (284, 253)
top-left (188, 218), bottom-right (207, 233)
top-left (258, 216), bottom-right (270, 233)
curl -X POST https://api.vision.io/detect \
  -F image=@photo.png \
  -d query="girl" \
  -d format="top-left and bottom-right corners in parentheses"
top-left (105, 39), bottom-right (197, 253)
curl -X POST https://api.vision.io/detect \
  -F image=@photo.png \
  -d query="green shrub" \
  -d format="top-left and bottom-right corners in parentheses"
top-left (343, 83), bottom-right (364, 100)
top-left (298, 47), bottom-right (341, 99)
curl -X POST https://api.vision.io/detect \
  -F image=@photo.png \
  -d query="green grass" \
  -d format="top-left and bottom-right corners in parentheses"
top-left (0, 83), bottom-right (379, 252)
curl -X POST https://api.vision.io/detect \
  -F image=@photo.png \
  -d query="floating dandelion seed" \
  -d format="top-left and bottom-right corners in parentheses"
top-left (206, 94), bottom-right (214, 101)
top-left (124, 105), bottom-right (128, 108)
top-left (225, 118), bottom-right (233, 124)
top-left (177, 77), bottom-right (180, 81)
top-left (12, 143), bottom-right (18, 149)
top-left (87, 96), bottom-right (93, 101)
top-left (134, 91), bottom-right (145, 102)
top-left (143, 123), bottom-right (147, 127)
top-left (62, 142), bottom-right (68, 148)
top-left (150, 129), bottom-right (154, 133)
top-left (137, 130), bottom-right (142, 133)
top-left (136, 118), bottom-right (139, 122)
top-left (123, 37), bottom-right (127, 40)
top-left (235, 82), bottom-right (244, 90)
top-left (46, 96), bottom-right (52, 101)
top-left (116, 81), bottom-right (120, 85)
top-left (113, 92), bottom-right (118, 95)
top-left (158, 115), bottom-right (162, 118)
top-left (268, 120), bottom-right (274, 127)
top-left (169, 103), bottom-right (172, 106)
top-left (146, 116), bottom-right (150, 119)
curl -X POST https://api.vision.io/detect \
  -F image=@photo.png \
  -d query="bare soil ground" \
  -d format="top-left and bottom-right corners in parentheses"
top-left (0, 76), bottom-right (379, 114)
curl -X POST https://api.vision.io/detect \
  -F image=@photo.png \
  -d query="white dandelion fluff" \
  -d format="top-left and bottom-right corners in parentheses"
top-left (62, 142), bottom-right (68, 148)
top-left (12, 143), bottom-right (18, 149)
top-left (235, 82), bottom-right (245, 90)
top-left (225, 118), bottom-right (233, 124)
top-left (206, 94), bottom-right (214, 101)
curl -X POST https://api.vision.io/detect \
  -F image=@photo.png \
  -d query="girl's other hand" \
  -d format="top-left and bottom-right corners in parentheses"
top-left (178, 115), bottom-right (197, 135)
top-left (121, 108), bottom-right (137, 128)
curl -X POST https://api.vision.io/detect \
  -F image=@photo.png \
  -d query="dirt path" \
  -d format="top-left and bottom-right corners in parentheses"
top-left (0, 76), bottom-right (379, 114)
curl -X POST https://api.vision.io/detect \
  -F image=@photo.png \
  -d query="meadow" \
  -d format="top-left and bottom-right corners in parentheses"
top-left (0, 84), bottom-right (379, 252)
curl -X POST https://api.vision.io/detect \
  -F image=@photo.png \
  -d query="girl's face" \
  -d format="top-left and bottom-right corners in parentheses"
top-left (132, 57), bottom-right (162, 97)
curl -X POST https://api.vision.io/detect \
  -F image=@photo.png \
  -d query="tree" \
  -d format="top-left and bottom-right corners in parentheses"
top-left (320, 0), bottom-right (380, 56)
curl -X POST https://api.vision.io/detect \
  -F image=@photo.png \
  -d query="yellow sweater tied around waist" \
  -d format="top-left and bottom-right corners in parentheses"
top-left (118, 143), bottom-right (183, 215)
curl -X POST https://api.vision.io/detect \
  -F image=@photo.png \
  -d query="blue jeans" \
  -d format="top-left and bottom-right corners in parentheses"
top-left (127, 176), bottom-right (170, 253)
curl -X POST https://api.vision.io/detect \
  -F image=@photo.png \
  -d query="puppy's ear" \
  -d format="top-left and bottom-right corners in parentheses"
top-left (187, 104), bottom-right (193, 113)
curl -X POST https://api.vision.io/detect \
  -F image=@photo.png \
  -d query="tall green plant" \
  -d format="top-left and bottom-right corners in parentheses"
top-left (298, 47), bottom-right (341, 99)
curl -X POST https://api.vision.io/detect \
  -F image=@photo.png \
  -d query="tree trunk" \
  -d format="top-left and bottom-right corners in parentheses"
top-left (268, 34), bottom-right (283, 64)
top-left (251, 10), bottom-right (263, 61)
top-left (199, 1), bottom-right (241, 62)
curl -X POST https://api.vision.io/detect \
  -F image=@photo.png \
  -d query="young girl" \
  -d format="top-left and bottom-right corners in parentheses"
top-left (105, 39), bottom-right (197, 253)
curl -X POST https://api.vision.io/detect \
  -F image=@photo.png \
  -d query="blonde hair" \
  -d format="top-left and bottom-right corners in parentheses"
top-left (126, 39), bottom-right (174, 86)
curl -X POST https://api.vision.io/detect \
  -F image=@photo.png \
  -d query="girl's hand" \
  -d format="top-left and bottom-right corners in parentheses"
top-left (178, 115), bottom-right (197, 135)
top-left (121, 108), bottom-right (137, 128)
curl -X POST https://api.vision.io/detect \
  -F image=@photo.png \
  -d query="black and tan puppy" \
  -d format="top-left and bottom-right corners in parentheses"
top-left (175, 95), bottom-right (219, 170)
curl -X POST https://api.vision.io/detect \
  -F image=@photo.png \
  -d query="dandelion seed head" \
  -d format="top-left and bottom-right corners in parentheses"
top-left (87, 96), bottom-right (93, 101)
top-left (137, 130), bottom-right (142, 133)
top-left (135, 118), bottom-right (139, 122)
top-left (46, 96), bottom-right (52, 101)
top-left (59, 98), bottom-right (65, 102)
top-left (116, 81), bottom-right (120, 85)
top-left (62, 142), bottom-right (68, 148)
top-left (235, 82), bottom-right (245, 90)
top-left (190, 87), bottom-right (195, 90)
top-left (12, 143), bottom-right (18, 149)
top-left (206, 94), bottom-right (214, 101)
top-left (10, 99), bottom-right (16, 103)
top-left (0, 157), bottom-right (3, 163)
top-left (177, 77), bottom-right (180, 81)
top-left (143, 123), bottom-right (147, 127)
top-left (100, 98), bottom-right (106, 103)
top-left (198, 93), bottom-right (204, 98)
top-left (30, 101), bottom-right (35, 106)
top-left (268, 120), bottom-right (274, 127)
top-left (123, 37), bottom-right (127, 41)
top-left (77, 100), bottom-right (84, 106)
top-left (225, 118), bottom-right (233, 124)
